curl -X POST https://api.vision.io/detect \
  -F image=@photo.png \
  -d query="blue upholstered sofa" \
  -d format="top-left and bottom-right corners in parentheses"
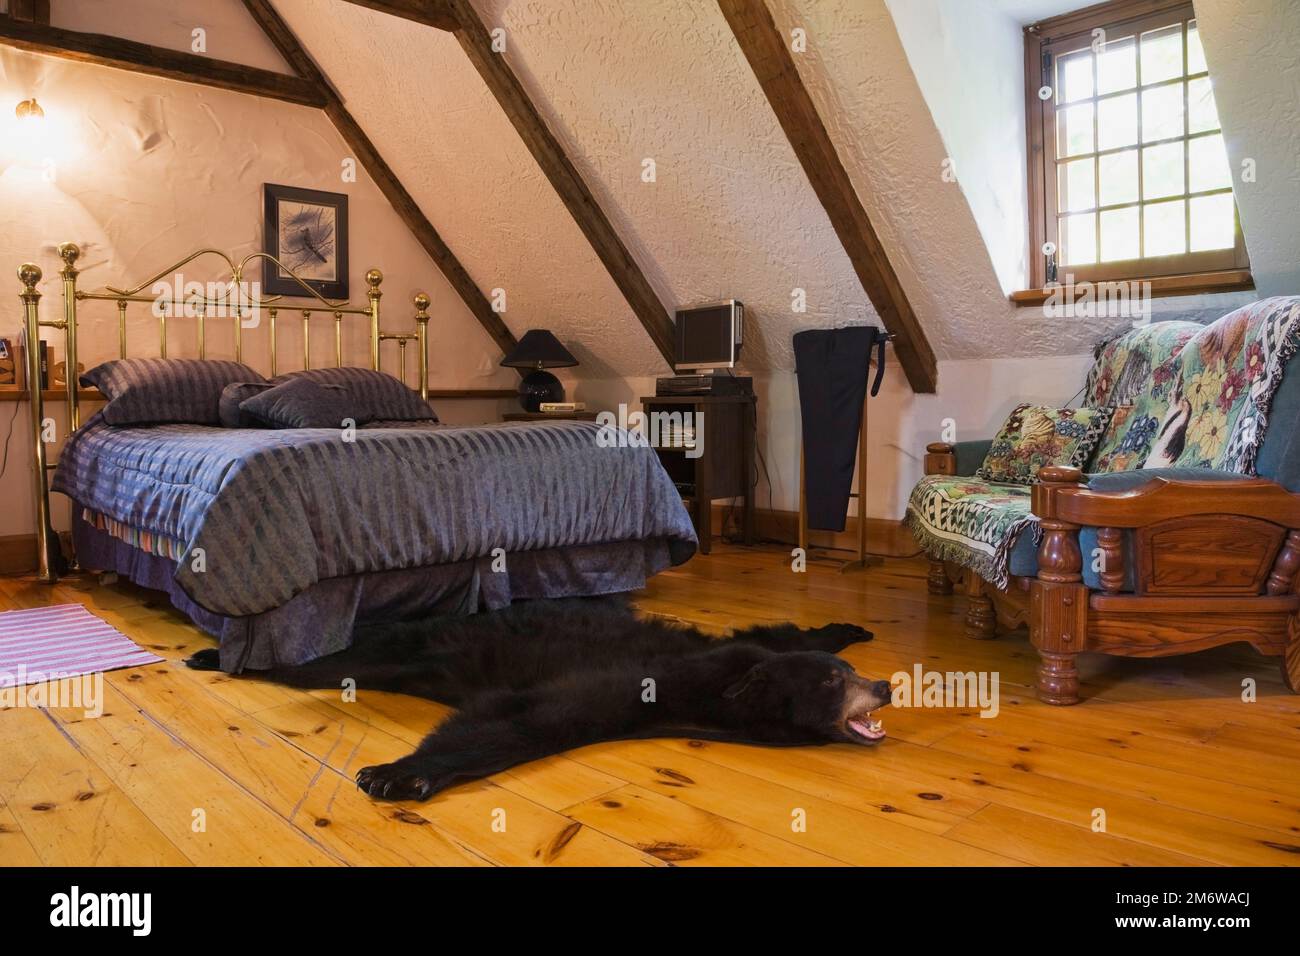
top-left (907, 297), bottom-right (1300, 704)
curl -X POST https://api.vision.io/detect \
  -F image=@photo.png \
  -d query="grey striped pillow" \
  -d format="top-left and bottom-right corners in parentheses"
top-left (272, 367), bottom-right (437, 423)
top-left (219, 381), bottom-right (275, 428)
top-left (238, 378), bottom-right (353, 429)
top-left (82, 359), bottom-right (268, 426)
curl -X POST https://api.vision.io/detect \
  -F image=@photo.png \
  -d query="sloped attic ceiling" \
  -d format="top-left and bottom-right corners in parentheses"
top-left (45, 0), bottom-right (1276, 377)
top-left (277, 0), bottom-right (1205, 375)
top-left (274, 0), bottom-right (886, 376)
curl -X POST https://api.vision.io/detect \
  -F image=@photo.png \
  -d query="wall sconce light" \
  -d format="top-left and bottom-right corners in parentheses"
top-left (10, 97), bottom-right (56, 175)
top-left (15, 98), bottom-right (45, 123)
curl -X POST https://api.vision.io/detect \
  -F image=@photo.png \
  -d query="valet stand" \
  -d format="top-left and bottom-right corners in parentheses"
top-left (796, 353), bottom-right (882, 573)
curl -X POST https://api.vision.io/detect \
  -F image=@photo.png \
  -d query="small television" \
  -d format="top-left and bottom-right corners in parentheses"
top-left (674, 300), bottom-right (744, 371)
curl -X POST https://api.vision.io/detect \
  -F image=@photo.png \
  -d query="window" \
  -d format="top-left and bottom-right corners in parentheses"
top-left (1024, 0), bottom-right (1249, 290)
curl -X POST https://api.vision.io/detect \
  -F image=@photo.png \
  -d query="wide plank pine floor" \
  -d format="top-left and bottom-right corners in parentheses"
top-left (2, 544), bottom-right (1299, 866)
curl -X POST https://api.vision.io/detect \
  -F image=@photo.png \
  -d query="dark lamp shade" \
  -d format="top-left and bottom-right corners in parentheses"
top-left (500, 329), bottom-right (578, 369)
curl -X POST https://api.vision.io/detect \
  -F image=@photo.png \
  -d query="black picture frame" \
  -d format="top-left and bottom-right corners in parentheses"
top-left (262, 183), bottom-right (349, 299)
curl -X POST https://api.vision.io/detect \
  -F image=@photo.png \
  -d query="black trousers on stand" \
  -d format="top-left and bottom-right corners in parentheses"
top-left (793, 326), bottom-right (885, 532)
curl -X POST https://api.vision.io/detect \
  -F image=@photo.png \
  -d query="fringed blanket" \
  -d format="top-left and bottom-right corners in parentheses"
top-left (905, 476), bottom-right (1039, 591)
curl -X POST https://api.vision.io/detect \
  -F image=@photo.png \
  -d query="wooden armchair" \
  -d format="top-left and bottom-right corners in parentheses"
top-left (924, 442), bottom-right (1300, 704)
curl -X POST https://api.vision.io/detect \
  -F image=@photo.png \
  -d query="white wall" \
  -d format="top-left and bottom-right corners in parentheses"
top-left (1194, 0), bottom-right (1300, 297)
top-left (885, 0), bottom-right (1029, 295)
top-left (0, 23), bottom-right (515, 537)
top-left (741, 354), bottom-right (1096, 521)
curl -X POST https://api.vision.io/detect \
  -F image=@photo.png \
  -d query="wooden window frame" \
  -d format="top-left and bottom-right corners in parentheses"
top-left (1023, 0), bottom-right (1250, 292)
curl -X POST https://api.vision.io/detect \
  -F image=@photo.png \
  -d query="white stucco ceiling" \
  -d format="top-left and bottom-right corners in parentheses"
top-left (274, 0), bottom-right (887, 375)
top-left (273, 0), bottom-right (1258, 375)
top-left (65, 0), bottom-right (1284, 379)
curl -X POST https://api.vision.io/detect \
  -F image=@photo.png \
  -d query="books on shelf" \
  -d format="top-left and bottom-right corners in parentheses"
top-left (539, 402), bottom-right (586, 412)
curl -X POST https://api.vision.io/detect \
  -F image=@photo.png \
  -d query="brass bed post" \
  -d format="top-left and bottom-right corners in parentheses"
top-left (414, 292), bottom-right (430, 402)
top-left (269, 307), bottom-right (278, 376)
top-left (58, 243), bottom-right (82, 432)
top-left (19, 264), bottom-right (55, 584)
top-left (116, 299), bottom-right (128, 359)
top-left (367, 268), bottom-right (382, 371)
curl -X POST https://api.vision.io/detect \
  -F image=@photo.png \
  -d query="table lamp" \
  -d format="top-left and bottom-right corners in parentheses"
top-left (500, 329), bottom-right (578, 412)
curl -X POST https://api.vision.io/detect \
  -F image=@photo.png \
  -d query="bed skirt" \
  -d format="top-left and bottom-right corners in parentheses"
top-left (73, 513), bottom-right (678, 673)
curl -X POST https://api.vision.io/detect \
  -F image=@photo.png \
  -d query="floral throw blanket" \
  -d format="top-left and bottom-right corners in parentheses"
top-left (1168, 297), bottom-right (1300, 474)
top-left (905, 476), bottom-right (1037, 591)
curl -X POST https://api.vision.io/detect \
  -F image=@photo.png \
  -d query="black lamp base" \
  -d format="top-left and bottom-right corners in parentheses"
top-left (517, 369), bottom-right (565, 412)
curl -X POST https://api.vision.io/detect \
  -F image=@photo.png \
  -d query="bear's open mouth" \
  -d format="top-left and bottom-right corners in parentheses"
top-left (846, 712), bottom-right (886, 742)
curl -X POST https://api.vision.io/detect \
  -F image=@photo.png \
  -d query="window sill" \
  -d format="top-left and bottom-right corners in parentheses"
top-left (1010, 269), bottom-right (1255, 306)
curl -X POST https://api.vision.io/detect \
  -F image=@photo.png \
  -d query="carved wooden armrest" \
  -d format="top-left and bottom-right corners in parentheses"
top-left (1032, 465), bottom-right (1300, 597)
top-left (924, 441), bottom-right (956, 476)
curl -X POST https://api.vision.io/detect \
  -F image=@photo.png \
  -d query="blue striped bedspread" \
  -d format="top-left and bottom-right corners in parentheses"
top-left (53, 413), bottom-right (697, 617)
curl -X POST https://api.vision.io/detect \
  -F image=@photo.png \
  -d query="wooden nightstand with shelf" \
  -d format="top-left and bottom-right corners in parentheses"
top-left (640, 394), bottom-right (755, 554)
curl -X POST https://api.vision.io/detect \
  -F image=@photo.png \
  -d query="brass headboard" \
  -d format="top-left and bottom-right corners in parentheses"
top-left (17, 241), bottom-right (433, 584)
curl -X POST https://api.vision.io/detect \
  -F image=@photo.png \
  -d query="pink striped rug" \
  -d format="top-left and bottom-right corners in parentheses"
top-left (0, 603), bottom-right (163, 687)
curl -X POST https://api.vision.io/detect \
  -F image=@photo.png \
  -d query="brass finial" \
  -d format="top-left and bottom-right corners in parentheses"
top-left (413, 291), bottom-right (430, 317)
top-left (365, 268), bottom-right (383, 289)
top-left (18, 262), bottom-right (42, 292)
top-left (57, 241), bottom-right (80, 277)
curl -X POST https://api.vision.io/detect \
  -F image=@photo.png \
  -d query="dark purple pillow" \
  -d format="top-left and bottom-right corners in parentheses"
top-left (272, 367), bottom-right (436, 423)
top-left (81, 358), bottom-right (267, 425)
top-left (238, 378), bottom-right (354, 429)
top-left (219, 382), bottom-right (275, 428)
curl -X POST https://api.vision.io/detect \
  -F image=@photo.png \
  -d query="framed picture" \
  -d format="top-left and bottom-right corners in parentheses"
top-left (262, 183), bottom-right (349, 299)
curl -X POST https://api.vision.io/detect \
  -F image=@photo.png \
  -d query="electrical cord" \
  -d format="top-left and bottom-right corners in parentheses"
top-left (0, 399), bottom-right (20, 481)
top-left (0, 326), bottom-right (30, 480)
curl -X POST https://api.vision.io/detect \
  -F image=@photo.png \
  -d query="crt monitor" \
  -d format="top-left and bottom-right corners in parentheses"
top-left (675, 301), bottom-right (743, 371)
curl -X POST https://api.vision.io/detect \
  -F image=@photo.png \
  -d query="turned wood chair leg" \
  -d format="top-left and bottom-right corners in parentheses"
top-left (927, 558), bottom-right (953, 594)
top-left (1030, 465), bottom-right (1088, 705)
top-left (964, 573), bottom-right (996, 640)
top-left (1036, 650), bottom-right (1080, 705)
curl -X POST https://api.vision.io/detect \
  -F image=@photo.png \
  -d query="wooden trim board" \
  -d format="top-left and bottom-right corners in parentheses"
top-left (711, 503), bottom-right (918, 558)
top-left (1011, 269), bottom-right (1255, 305)
top-left (0, 533), bottom-right (69, 575)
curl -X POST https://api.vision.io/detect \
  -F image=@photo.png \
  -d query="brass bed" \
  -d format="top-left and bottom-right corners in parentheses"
top-left (17, 241), bottom-right (433, 584)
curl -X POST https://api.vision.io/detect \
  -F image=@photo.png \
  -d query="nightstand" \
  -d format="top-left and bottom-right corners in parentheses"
top-left (640, 394), bottom-right (755, 554)
top-left (502, 411), bottom-right (600, 422)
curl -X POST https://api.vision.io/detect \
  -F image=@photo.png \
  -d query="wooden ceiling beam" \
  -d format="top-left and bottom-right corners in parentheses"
top-left (717, 0), bottom-right (938, 392)
top-left (341, 0), bottom-right (678, 368)
top-left (241, 0), bottom-right (518, 359)
top-left (0, 16), bottom-right (327, 107)
top-left (449, 0), bottom-right (676, 367)
top-left (338, 0), bottom-right (458, 31)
